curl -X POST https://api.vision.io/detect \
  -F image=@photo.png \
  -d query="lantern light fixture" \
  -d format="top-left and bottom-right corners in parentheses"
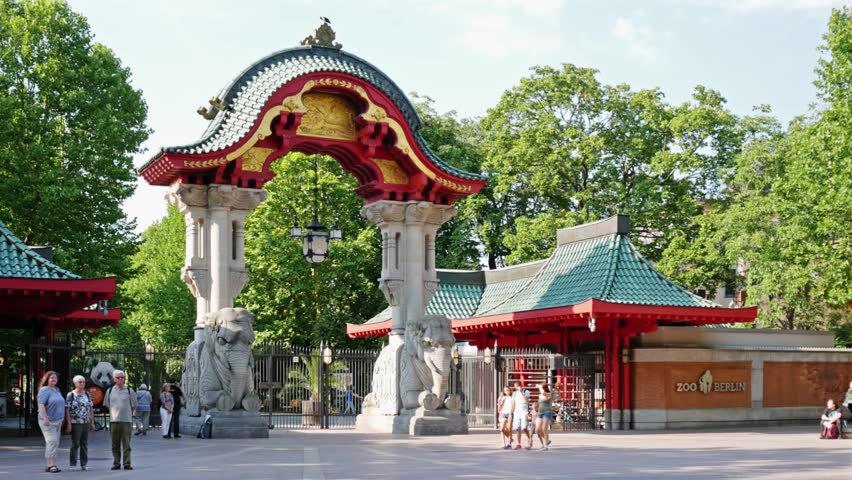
top-left (290, 156), bottom-right (342, 263)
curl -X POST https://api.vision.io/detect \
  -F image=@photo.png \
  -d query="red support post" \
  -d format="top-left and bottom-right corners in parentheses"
top-left (604, 329), bottom-right (611, 410)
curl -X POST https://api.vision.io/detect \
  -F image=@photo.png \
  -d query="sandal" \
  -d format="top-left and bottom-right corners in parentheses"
top-left (48, 466), bottom-right (61, 473)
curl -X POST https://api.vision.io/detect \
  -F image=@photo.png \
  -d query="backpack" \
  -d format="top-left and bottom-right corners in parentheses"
top-left (197, 414), bottom-right (213, 439)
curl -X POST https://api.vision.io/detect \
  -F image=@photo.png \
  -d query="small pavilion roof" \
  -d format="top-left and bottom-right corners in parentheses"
top-left (348, 215), bottom-right (756, 339)
top-left (0, 219), bottom-right (79, 279)
top-left (0, 218), bottom-right (119, 330)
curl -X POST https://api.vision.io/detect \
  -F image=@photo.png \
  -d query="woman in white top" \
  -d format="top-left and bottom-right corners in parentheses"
top-left (496, 387), bottom-right (514, 449)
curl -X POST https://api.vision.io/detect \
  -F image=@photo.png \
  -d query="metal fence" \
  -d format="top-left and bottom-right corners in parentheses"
top-left (252, 343), bottom-right (379, 430)
top-left (17, 343), bottom-right (599, 435)
top-left (451, 348), bottom-right (603, 431)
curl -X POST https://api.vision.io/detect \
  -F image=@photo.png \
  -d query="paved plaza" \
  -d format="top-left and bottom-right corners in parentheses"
top-left (0, 425), bottom-right (848, 479)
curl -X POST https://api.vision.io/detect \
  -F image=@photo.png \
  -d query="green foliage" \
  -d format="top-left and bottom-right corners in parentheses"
top-left (0, 0), bottom-right (150, 279)
top-left (478, 64), bottom-right (741, 265)
top-left (412, 94), bottom-right (485, 269)
top-left (669, 8), bottom-right (851, 332)
top-left (284, 355), bottom-right (347, 400)
top-left (239, 152), bottom-right (384, 347)
top-left (110, 206), bottom-right (195, 350)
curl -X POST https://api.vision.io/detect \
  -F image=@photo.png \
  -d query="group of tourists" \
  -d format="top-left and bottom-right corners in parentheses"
top-left (35, 370), bottom-right (184, 473)
top-left (497, 381), bottom-right (553, 451)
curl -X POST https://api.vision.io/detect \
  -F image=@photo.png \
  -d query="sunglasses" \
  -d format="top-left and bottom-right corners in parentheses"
top-left (75, 380), bottom-right (85, 384)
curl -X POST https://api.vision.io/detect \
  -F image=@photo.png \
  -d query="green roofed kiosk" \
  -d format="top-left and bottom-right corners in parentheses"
top-left (348, 215), bottom-right (760, 429)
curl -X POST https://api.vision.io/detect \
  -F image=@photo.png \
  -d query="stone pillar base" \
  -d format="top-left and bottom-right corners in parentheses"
top-left (182, 410), bottom-right (269, 439)
top-left (356, 409), bottom-right (468, 435)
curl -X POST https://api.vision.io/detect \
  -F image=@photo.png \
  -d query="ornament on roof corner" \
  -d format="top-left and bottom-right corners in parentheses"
top-left (197, 96), bottom-right (227, 120)
top-left (300, 17), bottom-right (342, 49)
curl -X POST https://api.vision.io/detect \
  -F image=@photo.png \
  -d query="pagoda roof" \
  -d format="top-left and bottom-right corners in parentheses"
top-left (0, 219), bottom-right (79, 279)
top-left (0, 218), bottom-right (118, 330)
top-left (348, 215), bottom-right (756, 339)
top-left (139, 46), bottom-right (485, 183)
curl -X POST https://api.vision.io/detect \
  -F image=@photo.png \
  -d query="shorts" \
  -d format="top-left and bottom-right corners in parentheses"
top-left (500, 413), bottom-right (511, 421)
top-left (539, 412), bottom-right (553, 421)
top-left (512, 412), bottom-right (528, 431)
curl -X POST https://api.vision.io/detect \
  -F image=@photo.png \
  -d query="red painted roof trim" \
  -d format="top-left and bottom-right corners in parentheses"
top-left (346, 299), bottom-right (758, 338)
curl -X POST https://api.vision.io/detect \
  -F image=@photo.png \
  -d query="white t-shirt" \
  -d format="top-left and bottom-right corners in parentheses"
top-left (499, 395), bottom-right (514, 415)
top-left (512, 390), bottom-right (528, 415)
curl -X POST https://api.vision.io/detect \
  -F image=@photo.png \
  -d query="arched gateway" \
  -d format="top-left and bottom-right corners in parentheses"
top-left (138, 24), bottom-right (486, 435)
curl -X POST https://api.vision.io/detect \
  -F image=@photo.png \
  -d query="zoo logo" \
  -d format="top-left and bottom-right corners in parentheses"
top-left (675, 370), bottom-right (714, 394)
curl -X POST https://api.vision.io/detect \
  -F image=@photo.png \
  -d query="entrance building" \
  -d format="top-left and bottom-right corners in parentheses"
top-left (348, 215), bottom-right (852, 429)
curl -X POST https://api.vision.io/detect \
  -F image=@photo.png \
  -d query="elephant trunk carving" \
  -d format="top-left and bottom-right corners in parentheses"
top-left (400, 315), bottom-right (462, 411)
top-left (190, 307), bottom-right (262, 413)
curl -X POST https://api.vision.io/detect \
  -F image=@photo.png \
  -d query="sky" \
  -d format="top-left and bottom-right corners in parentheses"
top-left (63, 0), bottom-right (845, 233)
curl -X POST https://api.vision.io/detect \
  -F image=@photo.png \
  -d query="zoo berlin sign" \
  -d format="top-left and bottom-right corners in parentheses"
top-left (675, 370), bottom-right (747, 394)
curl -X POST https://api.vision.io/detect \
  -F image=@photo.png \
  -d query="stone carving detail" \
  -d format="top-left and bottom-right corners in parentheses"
top-left (181, 268), bottom-right (209, 299)
top-left (362, 343), bottom-right (402, 415)
top-left (423, 280), bottom-right (439, 308)
top-left (405, 202), bottom-right (427, 223)
top-left (229, 270), bottom-right (250, 300)
top-left (426, 205), bottom-right (457, 226)
top-left (296, 93), bottom-right (358, 140)
top-left (360, 202), bottom-right (406, 225)
top-left (379, 279), bottom-right (404, 307)
top-left (181, 341), bottom-right (203, 416)
top-left (167, 184), bottom-right (209, 211)
top-left (300, 22), bottom-right (342, 49)
top-left (399, 314), bottom-right (460, 410)
top-left (185, 307), bottom-right (262, 413)
top-left (208, 185), bottom-right (267, 210)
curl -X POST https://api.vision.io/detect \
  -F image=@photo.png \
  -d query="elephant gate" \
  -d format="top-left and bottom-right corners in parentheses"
top-left (138, 22), bottom-right (486, 436)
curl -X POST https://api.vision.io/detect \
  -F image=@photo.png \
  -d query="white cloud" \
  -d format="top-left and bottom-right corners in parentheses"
top-left (611, 15), bottom-right (660, 64)
top-left (415, 0), bottom-right (564, 59)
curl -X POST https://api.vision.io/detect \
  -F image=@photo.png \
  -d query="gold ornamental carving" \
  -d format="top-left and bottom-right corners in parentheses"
top-left (296, 93), bottom-right (358, 141)
top-left (185, 157), bottom-right (229, 169)
top-left (435, 176), bottom-right (472, 193)
top-left (242, 147), bottom-right (276, 172)
top-left (373, 159), bottom-right (409, 185)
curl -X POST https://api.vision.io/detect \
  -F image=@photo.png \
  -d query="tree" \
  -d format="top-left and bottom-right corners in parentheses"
top-left (477, 64), bottom-right (742, 266)
top-left (411, 94), bottom-right (484, 269)
top-left (0, 0), bottom-right (149, 280)
top-left (665, 8), bottom-right (852, 332)
top-left (239, 152), bottom-right (384, 348)
top-left (113, 206), bottom-right (196, 350)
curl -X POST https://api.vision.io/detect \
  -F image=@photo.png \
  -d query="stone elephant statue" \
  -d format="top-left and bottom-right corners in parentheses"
top-left (399, 314), bottom-right (462, 411)
top-left (197, 307), bottom-right (261, 412)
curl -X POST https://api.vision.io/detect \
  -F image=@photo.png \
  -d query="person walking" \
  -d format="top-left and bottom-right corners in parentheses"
top-left (65, 375), bottom-right (95, 470)
top-left (168, 379), bottom-right (184, 438)
top-left (102, 370), bottom-right (137, 470)
top-left (134, 384), bottom-right (152, 435)
top-left (497, 386), bottom-right (514, 449)
top-left (535, 384), bottom-right (553, 450)
top-left (37, 370), bottom-right (65, 473)
top-left (342, 385), bottom-right (359, 415)
top-left (159, 383), bottom-right (174, 439)
top-left (511, 381), bottom-right (532, 450)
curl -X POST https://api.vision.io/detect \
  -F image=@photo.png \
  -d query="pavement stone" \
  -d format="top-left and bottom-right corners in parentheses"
top-left (0, 425), bottom-right (849, 479)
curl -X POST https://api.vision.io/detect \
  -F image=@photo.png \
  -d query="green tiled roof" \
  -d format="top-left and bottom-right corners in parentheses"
top-left (481, 234), bottom-right (718, 316)
top-left (358, 221), bottom-right (720, 326)
top-left (427, 283), bottom-right (483, 318)
top-left (141, 46), bottom-right (485, 182)
top-left (0, 219), bottom-right (79, 279)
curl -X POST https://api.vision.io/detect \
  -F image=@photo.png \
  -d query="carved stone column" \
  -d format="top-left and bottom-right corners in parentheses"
top-left (167, 184), bottom-right (210, 341)
top-left (207, 185), bottom-right (267, 313)
top-left (360, 201), bottom-right (455, 342)
top-left (167, 183), bottom-right (266, 342)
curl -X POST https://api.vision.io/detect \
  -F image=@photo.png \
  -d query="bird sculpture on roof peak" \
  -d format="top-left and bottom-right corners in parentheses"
top-left (301, 18), bottom-right (342, 49)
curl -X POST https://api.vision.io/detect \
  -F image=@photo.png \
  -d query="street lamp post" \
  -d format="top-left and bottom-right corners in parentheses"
top-left (290, 156), bottom-right (342, 264)
top-left (144, 339), bottom-right (154, 388)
